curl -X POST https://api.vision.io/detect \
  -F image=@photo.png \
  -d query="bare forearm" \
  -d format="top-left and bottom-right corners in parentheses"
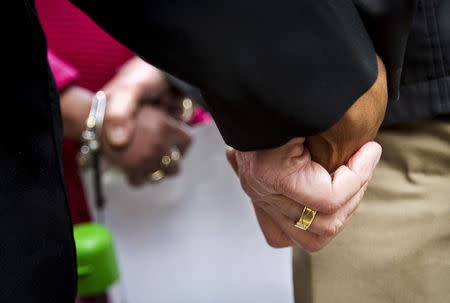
top-left (60, 86), bottom-right (93, 141)
top-left (307, 55), bottom-right (388, 173)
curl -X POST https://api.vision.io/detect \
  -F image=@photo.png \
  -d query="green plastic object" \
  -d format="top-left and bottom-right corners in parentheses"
top-left (73, 223), bottom-right (120, 296)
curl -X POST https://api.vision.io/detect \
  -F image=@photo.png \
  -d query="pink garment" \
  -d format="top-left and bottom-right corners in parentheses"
top-left (191, 107), bottom-right (212, 124)
top-left (36, 0), bottom-right (134, 92)
top-left (36, 0), bottom-right (134, 225)
top-left (37, 1), bottom-right (128, 301)
top-left (47, 50), bottom-right (80, 90)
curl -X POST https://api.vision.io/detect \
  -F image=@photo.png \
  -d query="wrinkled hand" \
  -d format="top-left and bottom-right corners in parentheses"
top-left (307, 55), bottom-right (387, 172)
top-left (226, 55), bottom-right (387, 251)
top-left (227, 139), bottom-right (381, 252)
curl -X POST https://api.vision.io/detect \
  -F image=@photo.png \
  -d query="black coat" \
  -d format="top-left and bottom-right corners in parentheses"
top-left (2, 0), bottom-right (448, 302)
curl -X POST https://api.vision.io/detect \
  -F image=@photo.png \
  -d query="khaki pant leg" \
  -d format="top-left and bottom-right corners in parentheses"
top-left (293, 117), bottom-right (450, 303)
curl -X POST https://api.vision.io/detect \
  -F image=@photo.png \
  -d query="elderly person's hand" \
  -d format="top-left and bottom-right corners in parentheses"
top-left (226, 55), bottom-right (387, 252)
top-left (227, 140), bottom-right (381, 252)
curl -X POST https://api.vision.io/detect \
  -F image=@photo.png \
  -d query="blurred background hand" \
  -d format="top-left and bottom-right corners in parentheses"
top-left (103, 106), bottom-right (191, 186)
top-left (60, 57), bottom-right (192, 186)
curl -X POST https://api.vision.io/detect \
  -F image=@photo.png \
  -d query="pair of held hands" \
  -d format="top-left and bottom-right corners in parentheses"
top-left (62, 55), bottom-right (387, 252)
top-left (227, 55), bottom-right (387, 250)
top-left (60, 57), bottom-right (192, 185)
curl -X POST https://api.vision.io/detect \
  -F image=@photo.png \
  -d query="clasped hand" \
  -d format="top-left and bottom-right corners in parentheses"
top-left (227, 139), bottom-right (381, 252)
top-left (226, 55), bottom-right (387, 251)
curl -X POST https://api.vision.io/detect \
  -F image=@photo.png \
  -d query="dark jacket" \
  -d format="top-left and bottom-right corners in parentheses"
top-left (387, 0), bottom-right (450, 123)
top-left (2, 0), bottom-right (448, 302)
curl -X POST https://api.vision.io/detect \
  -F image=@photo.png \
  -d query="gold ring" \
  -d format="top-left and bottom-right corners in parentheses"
top-left (295, 206), bottom-right (317, 231)
top-left (181, 98), bottom-right (194, 123)
top-left (161, 155), bottom-right (172, 168)
top-left (160, 147), bottom-right (181, 168)
top-left (148, 169), bottom-right (165, 182)
top-left (170, 147), bottom-right (181, 162)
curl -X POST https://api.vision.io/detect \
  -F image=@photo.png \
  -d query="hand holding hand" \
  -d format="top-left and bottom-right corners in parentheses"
top-left (227, 139), bottom-right (381, 251)
top-left (102, 56), bottom-right (173, 147)
top-left (99, 57), bottom-right (192, 185)
top-left (226, 55), bottom-right (387, 251)
top-left (60, 57), bottom-right (192, 185)
top-left (103, 106), bottom-right (191, 186)
top-left (307, 55), bottom-right (387, 172)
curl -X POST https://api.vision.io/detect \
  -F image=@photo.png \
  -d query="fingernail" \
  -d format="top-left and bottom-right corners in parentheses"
top-left (109, 126), bottom-right (127, 145)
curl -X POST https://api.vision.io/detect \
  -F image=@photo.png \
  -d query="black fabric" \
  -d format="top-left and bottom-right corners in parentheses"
top-left (385, 0), bottom-right (450, 124)
top-left (2, 0), bottom-right (449, 302)
top-left (69, 0), bottom-right (419, 150)
top-left (1, 1), bottom-right (77, 302)
top-left (353, 0), bottom-right (417, 101)
top-left (71, 0), bottom-right (382, 150)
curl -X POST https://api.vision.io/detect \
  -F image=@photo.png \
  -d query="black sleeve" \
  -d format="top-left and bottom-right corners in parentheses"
top-left (71, 0), bottom-right (416, 151)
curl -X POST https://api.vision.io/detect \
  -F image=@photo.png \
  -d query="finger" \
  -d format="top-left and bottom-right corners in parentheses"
top-left (261, 184), bottom-right (362, 237)
top-left (126, 170), bottom-right (147, 187)
top-left (258, 194), bottom-right (345, 237)
top-left (305, 182), bottom-right (367, 237)
top-left (226, 148), bottom-right (239, 176)
top-left (260, 194), bottom-right (304, 220)
top-left (104, 90), bottom-right (139, 147)
top-left (279, 142), bottom-right (380, 214)
top-left (166, 118), bottom-right (192, 156)
top-left (159, 92), bottom-right (184, 119)
top-left (249, 140), bottom-right (338, 214)
top-left (253, 203), bottom-right (294, 248)
top-left (327, 141), bottom-right (381, 211)
top-left (103, 65), bottom-right (169, 147)
top-left (261, 203), bottom-right (330, 252)
top-left (263, 180), bottom-right (369, 250)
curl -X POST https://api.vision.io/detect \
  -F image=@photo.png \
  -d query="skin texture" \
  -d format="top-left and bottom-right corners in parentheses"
top-left (226, 55), bottom-right (387, 251)
top-left (60, 57), bottom-right (192, 185)
top-left (227, 140), bottom-right (381, 251)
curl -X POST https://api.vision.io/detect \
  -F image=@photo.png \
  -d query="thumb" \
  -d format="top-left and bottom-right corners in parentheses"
top-left (104, 90), bottom-right (138, 147)
top-left (226, 147), bottom-right (239, 176)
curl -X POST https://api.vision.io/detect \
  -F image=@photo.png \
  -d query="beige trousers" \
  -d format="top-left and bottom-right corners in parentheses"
top-left (293, 117), bottom-right (450, 303)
